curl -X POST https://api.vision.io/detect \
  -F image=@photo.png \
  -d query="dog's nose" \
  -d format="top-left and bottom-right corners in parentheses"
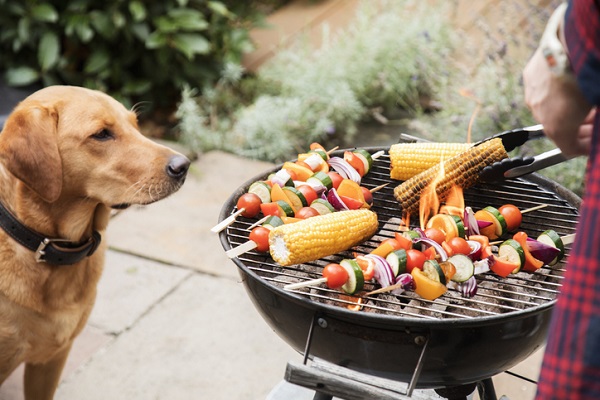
top-left (166, 155), bottom-right (190, 180)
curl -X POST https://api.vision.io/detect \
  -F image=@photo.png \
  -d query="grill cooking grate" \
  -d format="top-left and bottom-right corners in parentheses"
top-left (224, 150), bottom-right (579, 320)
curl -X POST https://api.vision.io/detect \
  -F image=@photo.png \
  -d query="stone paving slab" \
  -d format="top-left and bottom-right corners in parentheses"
top-left (105, 151), bottom-right (274, 278)
top-left (56, 273), bottom-right (301, 400)
top-left (87, 251), bottom-right (193, 335)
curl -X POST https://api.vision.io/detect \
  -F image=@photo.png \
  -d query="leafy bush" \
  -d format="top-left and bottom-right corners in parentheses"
top-left (177, 0), bottom-right (457, 161)
top-left (0, 0), bottom-right (272, 108)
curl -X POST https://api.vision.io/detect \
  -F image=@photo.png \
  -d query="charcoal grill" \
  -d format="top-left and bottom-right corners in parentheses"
top-left (218, 147), bottom-right (580, 398)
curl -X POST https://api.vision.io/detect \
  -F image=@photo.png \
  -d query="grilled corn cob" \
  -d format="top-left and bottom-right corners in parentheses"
top-left (269, 209), bottom-right (378, 266)
top-left (394, 138), bottom-right (508, 217)
top-left (390, 142), bottom-right (472, 181)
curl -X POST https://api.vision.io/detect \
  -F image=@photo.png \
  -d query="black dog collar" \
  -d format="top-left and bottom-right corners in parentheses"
top-left (0, 201), bottom-right (101, 266)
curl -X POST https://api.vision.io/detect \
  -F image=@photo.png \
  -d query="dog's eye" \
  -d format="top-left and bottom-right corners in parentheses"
top-left (91, 129), bottom-right (114, 141)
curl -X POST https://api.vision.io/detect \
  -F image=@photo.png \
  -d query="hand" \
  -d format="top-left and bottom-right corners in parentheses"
top-left (523, 48), bottom-right (593, 156)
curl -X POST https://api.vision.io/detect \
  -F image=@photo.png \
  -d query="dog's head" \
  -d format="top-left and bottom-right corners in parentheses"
top-left (0, 86), bottom-right (190, 207)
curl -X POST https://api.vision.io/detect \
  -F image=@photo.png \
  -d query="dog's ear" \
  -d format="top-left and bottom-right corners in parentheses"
top-left (0, 103), bottom-right (62, 203)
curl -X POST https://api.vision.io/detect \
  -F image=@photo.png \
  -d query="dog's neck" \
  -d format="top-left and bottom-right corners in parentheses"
top-left (0, 169), bottom-right (109, 243)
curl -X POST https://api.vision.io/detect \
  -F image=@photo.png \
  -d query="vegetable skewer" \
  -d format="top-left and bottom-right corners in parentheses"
top-left (212, 146), bottom-right (383, 233)
top-left (284, 263), bottom-right (350, 291)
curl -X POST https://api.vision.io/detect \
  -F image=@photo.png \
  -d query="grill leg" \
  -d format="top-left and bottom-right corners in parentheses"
top-left (476, 378), bottom-right (498, 400)
top-left (434, 383), bottom-right (477, 400)
top-left (312, 391), bottom-right (333, 400)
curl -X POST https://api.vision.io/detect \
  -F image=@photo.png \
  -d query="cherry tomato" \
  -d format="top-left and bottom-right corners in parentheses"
top-left (297, 184), bottom-right (318, 205)
top-left (499, 204), bottom-right (523, 232)
top-left (295, 206), bottom-right (320, 219)
top-left (249, 226), bottom-right (270, 252)
top-left (405, 249), bottom-right (426, 273)
top-left (361, 187), bottom-right (373, 207)
top-left (446, 237), bottom-right (472, 255)
top-left (424, 228), bottom-right (446, 245)
top-left (237, 193), bottom-right (262, 218)
top-left (327, 171), bottom-right (344, 190)
top-left (323, 263), bottom-right (349, 289)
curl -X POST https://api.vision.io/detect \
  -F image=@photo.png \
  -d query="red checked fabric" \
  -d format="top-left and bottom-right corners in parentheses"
top-left (536, 1), bottom-right (600, 399)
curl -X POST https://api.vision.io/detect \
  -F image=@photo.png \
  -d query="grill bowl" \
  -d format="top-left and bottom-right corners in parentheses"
top-left (219, 148), bottom-right (580, 388)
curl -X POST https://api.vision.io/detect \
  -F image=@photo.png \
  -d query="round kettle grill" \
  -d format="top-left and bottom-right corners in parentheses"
top-left (218, 148), bottom-right (580, 398)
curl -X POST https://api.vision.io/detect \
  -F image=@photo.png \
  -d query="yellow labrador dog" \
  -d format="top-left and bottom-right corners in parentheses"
top-left (0, 86), bottom-right (190, 399)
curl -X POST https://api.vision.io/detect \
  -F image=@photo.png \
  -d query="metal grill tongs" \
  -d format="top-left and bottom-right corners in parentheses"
top-left (399, 124), bottom-right (572, 181)
top-left (477, 124), bottom-right (572, 180)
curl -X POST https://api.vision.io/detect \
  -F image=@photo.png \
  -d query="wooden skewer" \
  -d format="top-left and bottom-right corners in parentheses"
top-left (326, 146), bottom-right (339, 155)
top-left (561, 233), bottom-right (576, 245)
top-left (247, 215), bottom-right (269, 230)
top-left (366, 281), bottom-right (405, 296)
top-left (491, 232), bottom-right (575, 247)
top-left (521, 204), bottom-right (548, 214)
top-left (371, 150), bottom-right (385, 160)
top-left (211, 208), bottom-right (246, 233)
top-left (284, 277), bottom-right (328, 291)
top-left (225, 240), bottom-right (257, 258)
top-left (370, 183), bottom-right (389, 193)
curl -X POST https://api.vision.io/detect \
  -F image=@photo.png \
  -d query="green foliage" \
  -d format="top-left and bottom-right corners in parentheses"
top-left (177, 0), bottom-right (457, 162)
top-left (0, 0), bottom-right (266, 107)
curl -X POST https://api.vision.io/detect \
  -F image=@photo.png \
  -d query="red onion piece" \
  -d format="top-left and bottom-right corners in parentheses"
top-left (413, 237), bottom-right (448, 261)
top-left (271, 169), bottom-right (292, 187)
top-left (477, 220), bottom-right (493, 229)
top-left (464, 207), bottom-right (480, 236)
top-left (392, 273), bottom-right (415, 294)
top-left (474, 257), bottom-right (491, 274)
top-left (413, 227), bottom-right (426, 238)
top-left (466, 240), bottom-right (482, 261)
top-left (459, 276), bottom-right (478, 297)
top-left (328, 157), bottom-right (362, 184)
top-left (365, 254), bottom-right (395, 288)
top-left (526, 237), bottom-right (561, 264)
top-left (326, 188), bottom-right (349, 211)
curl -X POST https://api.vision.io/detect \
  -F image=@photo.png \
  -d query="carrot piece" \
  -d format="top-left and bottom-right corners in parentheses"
top-left (344, 151), bottom-right (365, 177)
top-left (394, 232), bottom-right (413, 250)
top-left (270, 184), bottom-right (292, 208)
top-left (468, 235), bottom-right (490, 249)
top-left (491, 256), bottom-right (521, 278)
top-left (513, 231), bottom-right (544, 272)
top-left (282, 161), bottom-right (313, 181)
top-left (260, 202), bottom-right (280, 217)
top-left (412, 268), bottom-right (447, 300)
top-left (371, 241), bottom-right (397, 258)
top-left (336, 179), bottom-right (366, 205)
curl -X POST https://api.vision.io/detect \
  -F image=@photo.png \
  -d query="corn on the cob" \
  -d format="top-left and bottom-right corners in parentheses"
top-left (394, 138), bottom-right (508, 217)
top-left (269, 209), bottom-right (378, 266)
top-left (389, 142), bottom-right (472, 181)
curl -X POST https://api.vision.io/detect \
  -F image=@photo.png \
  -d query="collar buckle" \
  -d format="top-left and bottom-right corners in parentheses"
top-left (35, 238), bottom-right (72, 263)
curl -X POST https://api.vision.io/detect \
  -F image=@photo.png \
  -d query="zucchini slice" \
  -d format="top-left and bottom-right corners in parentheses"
top-left (248, 181), bottom-right (271, 203)
top-left (536, 229), bottom-right (565, 265)
top-left (447, 254), bottom-right (475, 283)
top-left (310, 199), bottom-right (335, 215)
top-left (423, 259), bottom-right (446, 285)
top-left (307, 171), bottom-right (333, 190)
top-left (386, 249), bottom-right (407, 276)
top-left (339, 259), bottom-right (364, 294)
top-left (498, 238), bottom-right (525, 273)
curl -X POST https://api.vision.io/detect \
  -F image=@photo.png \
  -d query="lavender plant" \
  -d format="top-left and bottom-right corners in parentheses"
top-left (177, 0), bottom-right (456, 161)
